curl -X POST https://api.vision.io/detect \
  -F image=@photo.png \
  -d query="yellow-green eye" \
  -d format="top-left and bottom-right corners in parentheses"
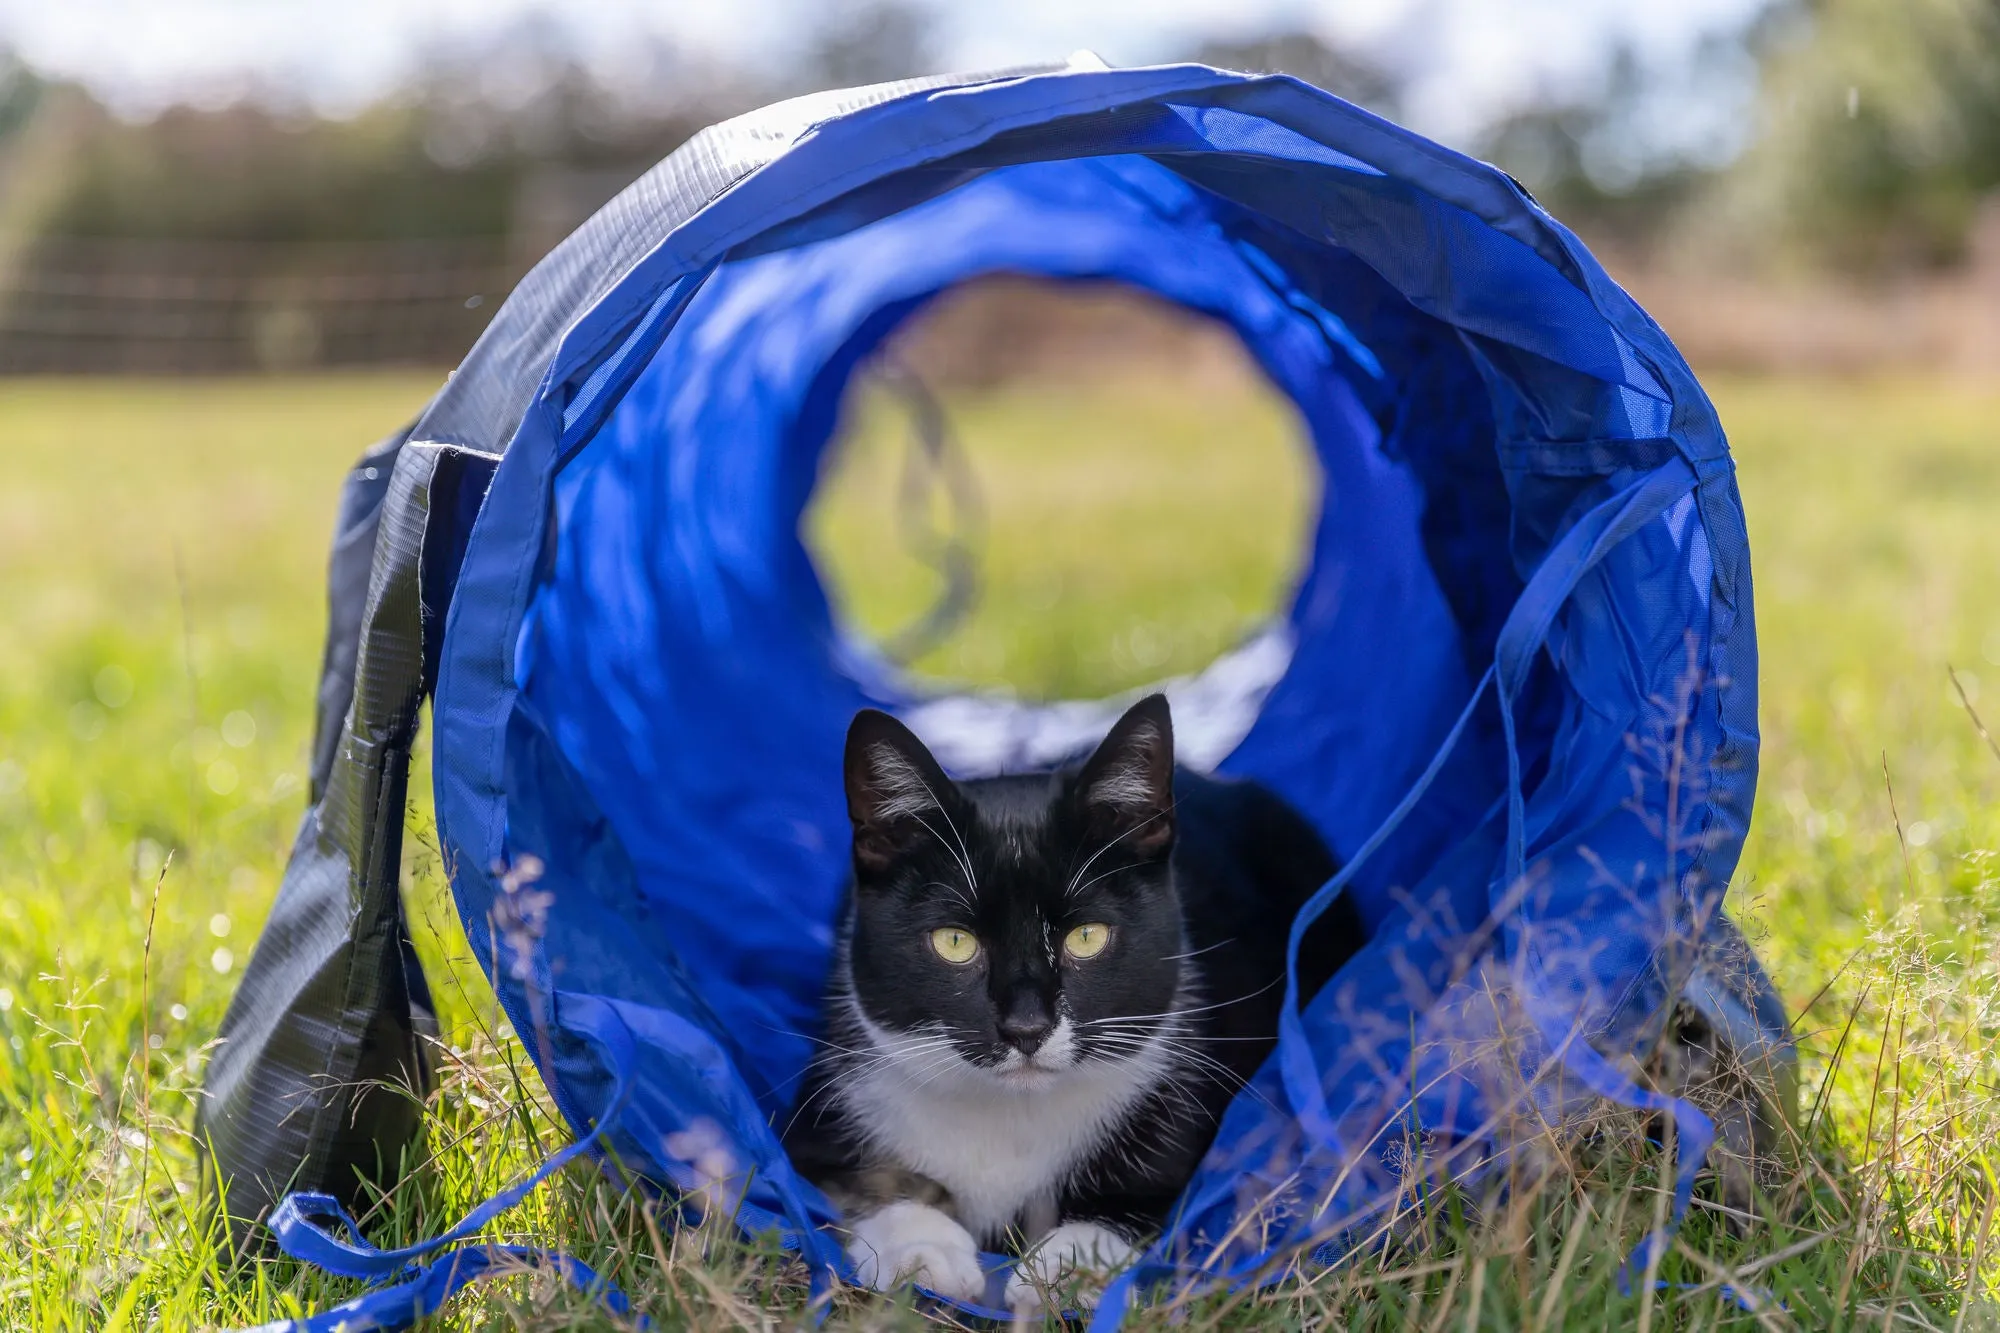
top-left (929, 927), bottom-right (980, 965)
top-left (1064, 923), bottom-right (1110, 960)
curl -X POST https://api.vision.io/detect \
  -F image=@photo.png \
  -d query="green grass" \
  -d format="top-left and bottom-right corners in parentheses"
top-left (2, 368), bottom-right (1998, 1328)
top-left (809, 370), bottom-right (1315, 695)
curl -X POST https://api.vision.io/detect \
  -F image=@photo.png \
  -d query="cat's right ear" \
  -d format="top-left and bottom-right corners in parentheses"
top-left (844, 710), bottom-right (955, 877)
top-left (1071, 693), bottom-right (1175, 857)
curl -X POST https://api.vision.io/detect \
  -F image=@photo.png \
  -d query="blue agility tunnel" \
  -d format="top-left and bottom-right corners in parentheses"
top-left (204, 57), bottom-right (1792, 1328)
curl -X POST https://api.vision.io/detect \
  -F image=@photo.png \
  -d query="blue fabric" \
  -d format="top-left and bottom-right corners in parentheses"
top-left (355, 60), bottom-right (1778, 1329)
top-left (520, 155), bottom-right (1480, 1103)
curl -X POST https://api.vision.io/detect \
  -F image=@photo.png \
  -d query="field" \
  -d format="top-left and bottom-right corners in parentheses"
top-left (1, 367), bottom-right (1998, 1329)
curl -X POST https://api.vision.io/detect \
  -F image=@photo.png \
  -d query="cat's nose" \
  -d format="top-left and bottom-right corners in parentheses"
top-left (997, 997), bottom-right (1055, 1055)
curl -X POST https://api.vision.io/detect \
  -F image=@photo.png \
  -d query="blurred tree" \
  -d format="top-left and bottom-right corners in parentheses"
top-left (0, 49), bottom-right (44, 140)
top-left (1194, 31), bottom-right (1403, 118)
top-left (411, 16), bottom-right (743, 172)
top-left (0, 53), bottom-right (94, 289)
top-left (1737, 0), bottom-right (2000, 270)
top-left (32, 1), bottom-right (1989, 281)
top-left (40, 101), bottom-right (516, 242)
top-left (799, 2), bottom-right (941, 90)
top-left (28, 18), bottom-right (756, 244)
top-left (1192, 26), bottom-right (1771, 254)
top-left (1475, 29), bottom-right (1769, 250)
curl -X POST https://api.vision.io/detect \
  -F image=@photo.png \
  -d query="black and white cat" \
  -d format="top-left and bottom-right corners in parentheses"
top-left (784, 694), bottom-right (1365, 1311)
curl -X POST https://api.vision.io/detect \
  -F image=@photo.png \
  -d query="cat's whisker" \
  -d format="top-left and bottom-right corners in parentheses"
top-left (1085, 1028), bottom-right (1279, 1043)
top-left (918, 880), bottom-right (977, 916)
top-left (876, 1041), bottom-right (968, 1064)
top-left (1154, 1041), bottom-right (1259, 1088)
top-left (925, 783), bottom-right (976, 873)
top-left (916, 815), bottom-right (977, 893)
top-left (911, 1052), bottom-right (977, 1086)
top-left (906, 774), bottom-right (980, 894)
top-left (1159, 939), bottom-right (1231, 963)
top-left (900, 1048), bottom-right (981, 1093)
top-left (911, 811), bottom-right (976, 891)
top-left (785, 1030), bottom-right (895, 1058)
top-left (1090, 1025), bottom-right (1252, 1074)
top-left (1061, 799), bottom-right (1179, 900)
top-left (1070, 858), bottom-right (1143, 898)
top-left (780, 1071), bottom-right (860, 1138)
top-left (1084, 1031), bottom-right (1275, 1111)
top-left (876, 1032), bottom-right (968, 1056)
top-left (861, 1039), bottom-right (969, 1070)
top-left (1139, 1065), bottom-right (1215, 1116)
top-left (1076, 976), bottom-right (1283, 1025)
top-left (780, 1043), bottom-right (958, 1131)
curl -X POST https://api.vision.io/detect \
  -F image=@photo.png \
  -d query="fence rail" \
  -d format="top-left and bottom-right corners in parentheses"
top-left (10, 236), bottom-right (1992, 379)
top-left (0, 238), bottom-right (521, 373)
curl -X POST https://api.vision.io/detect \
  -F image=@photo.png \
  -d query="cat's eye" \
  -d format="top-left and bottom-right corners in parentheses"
top-left (929, 927), bottom-right (980, 965)
top-left (1064, 923), bottom-right (1110, 960)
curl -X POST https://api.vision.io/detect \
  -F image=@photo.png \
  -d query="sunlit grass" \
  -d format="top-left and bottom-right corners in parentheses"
top-left (0, 369), bottom-right (1996, 1327)
top-left (809, 362), bottom-right (1315, 698)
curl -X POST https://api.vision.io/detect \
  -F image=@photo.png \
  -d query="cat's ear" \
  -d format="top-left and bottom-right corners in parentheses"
top-left (1072, 693), bottom-right (1175, 857)
top-left (845, 709), bottom-right (956, 876)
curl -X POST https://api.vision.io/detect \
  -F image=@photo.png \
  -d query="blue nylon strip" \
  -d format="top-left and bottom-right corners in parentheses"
top-left (1489, 456), bottom-right (1720, 1300)
top-left (245, 1246), bottom-right (637, 1333)
top-left (268, 993), bottom-right (637, 1280)
top-left (1245, 457), bottom-right (1710, 1333)
top-left (1277, 661), bottom-right (1497, 1146)
top-left (1090, 1269), bottom-right (1141, 1331)
top-left (1648, 1280), bottom-right (1785, 1315)
top-left (1516, 982), bottom-right (1720, 1293)
top-left (255, 992), bottom-right (646, 1329)
top-left (1495, 457), bottom-right (1699, 884)
top-left (1278, 453), bottom-right (1696, 1148)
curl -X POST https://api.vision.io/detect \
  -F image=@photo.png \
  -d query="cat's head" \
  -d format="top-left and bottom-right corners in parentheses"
top-left (839, 695), bottom-right (1185, 1088)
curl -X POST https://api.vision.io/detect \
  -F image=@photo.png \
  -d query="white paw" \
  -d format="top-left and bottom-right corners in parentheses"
top-left (1005, 1220), bottom-right (1135, 1314)
top-left (847, 1200), bottom-right (987, 1302)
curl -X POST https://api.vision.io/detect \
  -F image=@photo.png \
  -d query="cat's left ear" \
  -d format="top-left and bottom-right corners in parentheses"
top-left (1072, 693), bottom-right (1175, 857)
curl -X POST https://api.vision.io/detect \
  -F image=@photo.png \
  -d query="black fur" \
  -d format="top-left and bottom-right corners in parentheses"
top-left (784, 695), bottom-right (1366, 1250)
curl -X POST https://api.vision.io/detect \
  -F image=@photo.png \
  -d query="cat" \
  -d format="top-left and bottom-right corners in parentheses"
top-left (783, 694), bottom-right (1366, 1311)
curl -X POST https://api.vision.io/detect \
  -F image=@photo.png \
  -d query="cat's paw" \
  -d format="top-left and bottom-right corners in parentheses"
top-left (1005, 1220), bottom-right (1135, 1314)
top-left (846, 1201), bottom-right (987, 1302)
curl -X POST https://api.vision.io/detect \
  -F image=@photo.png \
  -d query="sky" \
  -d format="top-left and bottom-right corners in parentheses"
top-left (0, 0), bottom-right (1767, 147)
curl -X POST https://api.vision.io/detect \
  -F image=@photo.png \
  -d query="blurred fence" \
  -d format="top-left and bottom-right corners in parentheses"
top-left (0, 237), bottom-right (518, 373)
top-left (3, 230), bottom-right (1997, 379)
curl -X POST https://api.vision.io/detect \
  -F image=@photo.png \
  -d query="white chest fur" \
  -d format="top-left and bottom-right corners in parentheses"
top-left (839, 1020), bottom-right (1166, 1244)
